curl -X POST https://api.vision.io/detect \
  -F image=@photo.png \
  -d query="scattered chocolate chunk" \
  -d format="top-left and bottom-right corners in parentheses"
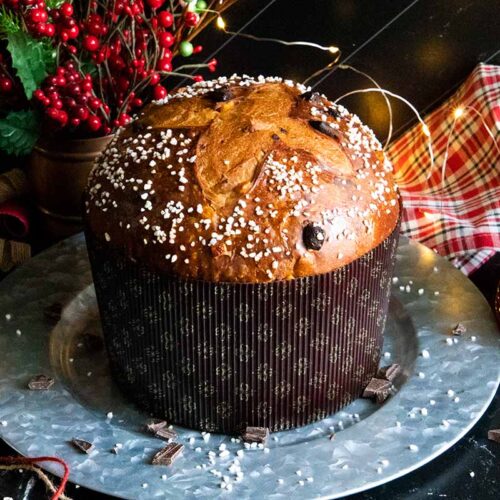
top-left (299, 90), bottom-right (322, 103)
top-left (28, 374), bottom-right (54, 390)
top-left (271, 133), bottom-right (280, 141)
top-left (309, 120), bottom-right (340, 140)
top-left (327, 106), bottom-right (340, 118)
top-left (155, 427), bottom-right (178, 440)
top-left (146, 419), bottom-right (177, 440)
top-left (151, 442), bottom-right (184, 466)
top-left (303, 223), bottom-right (325, 251)
top-left (132, 121), bottom-right (146, 133)
top-left (43, 302), bottom-right (62, 321)
top-left (71, 438), bottom-right (94, 454)
top-left (362, 378), bottom-right (393, 403)
top-left (146, 419), bottom-right (167, 434)
top-left (205, 87), bottom-right (234, 102)
top-left (241, 426), bottom-right (269, 444)
top-left (279, 127), bottom-right (288, 134)
top-left (452, 323), bottom-right (467, 336)
top-left (488, 429), bottom-right (500, 443)
top-left (377, 364), bottom-right (401, 382)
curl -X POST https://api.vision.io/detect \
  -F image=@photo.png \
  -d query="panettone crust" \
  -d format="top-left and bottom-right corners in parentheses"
top-left (84, 75), bottom-right (400, 283)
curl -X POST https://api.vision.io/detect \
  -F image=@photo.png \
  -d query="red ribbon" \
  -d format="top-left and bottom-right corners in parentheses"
top-left (0, 199), bottom-right (30, 238)
top-left (0, 455), bottom-right (69, 500)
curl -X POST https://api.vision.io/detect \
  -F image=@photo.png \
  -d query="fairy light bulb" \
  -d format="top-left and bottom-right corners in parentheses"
top-left (453, 107), bottom-right (464, 119)
top-left (216, 16), bottom-right (226, 30)
top-left (422, 124), bottom-right (430, 137)
top-left (328, 46), bottom-right (340, 54)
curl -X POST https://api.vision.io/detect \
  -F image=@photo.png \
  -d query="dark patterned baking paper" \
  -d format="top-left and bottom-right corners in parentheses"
top-left (86, 220), bottom-right (400, 433)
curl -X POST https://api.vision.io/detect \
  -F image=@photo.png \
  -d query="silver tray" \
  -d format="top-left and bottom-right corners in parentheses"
top-left (0, 234), bottom-right (498, 499)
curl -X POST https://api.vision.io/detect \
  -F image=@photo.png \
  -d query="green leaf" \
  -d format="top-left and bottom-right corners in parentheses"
top-left (0, 7), bottom-right (21, 35)
top-left (0, 110), bottom-right (40, 156)
top-left (6, 32), bottom-right (56, 99)
top-left (45, 0), bottom-right (66, 8)
top-left (80, 60), bottom-right (98, 78)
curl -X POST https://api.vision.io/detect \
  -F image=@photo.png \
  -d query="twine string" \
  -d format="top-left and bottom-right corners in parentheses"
top-left (0, 456), bottom-right (70, 500)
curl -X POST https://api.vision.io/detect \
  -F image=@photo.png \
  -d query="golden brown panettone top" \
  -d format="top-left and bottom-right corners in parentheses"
top-left (84, 75), bottom-right (400, 283)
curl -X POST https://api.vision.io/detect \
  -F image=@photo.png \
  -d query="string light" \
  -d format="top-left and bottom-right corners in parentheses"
top-left (333, 87), bottom-right (434, 179)
top-left (453, 107), bottom-right (464, 119)
top-left (216, 16), bottom-right (226, 30)
top-left (215, 16), bottom-right (339, 54)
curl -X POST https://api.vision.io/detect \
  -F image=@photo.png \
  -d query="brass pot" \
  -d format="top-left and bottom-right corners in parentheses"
top-left (29, 135), bottom-right (113, 241)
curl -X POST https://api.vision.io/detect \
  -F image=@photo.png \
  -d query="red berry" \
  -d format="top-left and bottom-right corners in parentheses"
top-left (67, 25), bottom-right (79, 38)
top-left (0, 77), bottom-right (13, 93)
top-left (158, 31), bottom-right (174, 48)
top-left (47, 107), bottom-right (60, 121)
top-left (118, 113), bottom-right (131, 126)
top-left (35, 23), bottom-right (47, 36)
top-left (132, 97), bottom-right (143, 107)
top-left (89, 96), bottom-right (102, 110)
top-left (82, 80), bottom-right (93, 92)
top-left (207, 58), bottom-right (217, 72)
top-left (44, 23), bottom-right (55, 37)
top-left (57, 110), bottom-right (68, 126)
top-left (185, 11), bottom-right (199, 27)
top-left (76, 106), bottom-right (89, 120)
top-left (83, 35), bottom-right (100, 51)
top-left (156, 58), bottom-right (172, 72)
top-left (60, 2), bottom-right (73, 16)
top-left (70, 117), bottom-right (81, 127)
top-left (161, 49), bottom-right (172, 61)
top-left (87, 115), bottom-right (102, 132)
top-left (153, 84), bottom-right (167, 100)
top-left (149, 72), bottom-right (160, 85)
top-left (158, 11), bottom-right (173, 28)
top-left (193, 75), bottom-right (204, 82)
top-left (55, 76), bottom-right (66, 86)
top-left (193, 45), bottom-right (203, 54)
top-left (30, 8), bottom-right (48, 23)
top-left (33, 89), bottom-right (45, 101)
top-left (146, 0), bottom-right (165, 9)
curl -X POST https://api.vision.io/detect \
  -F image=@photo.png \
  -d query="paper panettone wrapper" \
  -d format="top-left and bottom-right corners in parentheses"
top-left (85, 219), bottom-right (400, 433)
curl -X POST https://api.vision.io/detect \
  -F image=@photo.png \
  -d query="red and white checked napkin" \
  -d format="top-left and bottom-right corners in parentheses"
top-left (388, 63), bottom-right (500, 275)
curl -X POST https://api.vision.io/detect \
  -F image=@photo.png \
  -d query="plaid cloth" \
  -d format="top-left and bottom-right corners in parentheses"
top-left (387, 63), bottom-right (500, 275)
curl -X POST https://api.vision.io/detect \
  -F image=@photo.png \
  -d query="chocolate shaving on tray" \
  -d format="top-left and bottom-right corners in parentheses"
top-left (146, 419), bottom-right (168, 433)
top-left (377, 363), bottom-right (401, 382)
top-left (362, 378), bottom-right (393, 403)
top-left (146, 420), bottom-right (177, 440)
top-left (241, 426), bottom-right (269, 444)
top-left (71, 438), bottom-right (94, 454)
top-left (28, 374), bottom-right (54, 390)
top-left (155, 427), bottom-right (178, 440)
top-left (452, 323), bottom-right (467, 336)
top-left (151, 443), bottom-right (184, 466)
top-left (487, 429), bottom-right (500, 443)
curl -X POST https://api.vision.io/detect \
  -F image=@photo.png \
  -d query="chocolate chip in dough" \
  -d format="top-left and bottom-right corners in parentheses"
top-left (303, 223), bottom-right (325, 251)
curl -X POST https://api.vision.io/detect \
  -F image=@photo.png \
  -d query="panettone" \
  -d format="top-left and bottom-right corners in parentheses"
top-left (84, 75), bottom-right (399, 283)
top-left (84, 75), bottom-right (401, 433)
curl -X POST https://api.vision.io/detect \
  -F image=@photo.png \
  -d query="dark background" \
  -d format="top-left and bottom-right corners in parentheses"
top-left (1, 0), bottom-right (499, 498)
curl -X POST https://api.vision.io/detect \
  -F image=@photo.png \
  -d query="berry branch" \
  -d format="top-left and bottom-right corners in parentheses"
top-left (0, 0), bottom-right (236, 150)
